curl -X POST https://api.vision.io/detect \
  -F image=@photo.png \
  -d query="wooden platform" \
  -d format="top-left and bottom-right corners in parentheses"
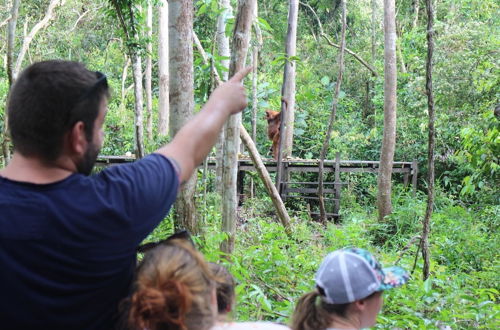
top-left (96, 154), bottom-right (417, 220)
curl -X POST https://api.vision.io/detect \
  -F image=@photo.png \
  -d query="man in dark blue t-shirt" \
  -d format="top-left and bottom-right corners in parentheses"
top-left (0, 60), bottom-right (251, 329)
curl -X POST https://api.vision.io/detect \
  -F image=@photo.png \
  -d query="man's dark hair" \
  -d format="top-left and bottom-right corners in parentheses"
top-left (7, 60), bottom-right (110, 162)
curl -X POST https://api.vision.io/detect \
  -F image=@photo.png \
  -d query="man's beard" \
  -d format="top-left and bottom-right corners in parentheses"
top-left (76, 142), bottom-right (100, 175)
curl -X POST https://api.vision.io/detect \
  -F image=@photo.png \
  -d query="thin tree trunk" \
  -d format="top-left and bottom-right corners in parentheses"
top-left (145, 1), bottom-right (153, 141)
top-left (377, 0), bottom-right (397, 221)
top-left (318, 0), bottom-right (346, 223)
top-left (215, 0), bottom-right (232, 195)
top-left (281, 0), bottom-right (298, 158)
top-left (422, 0), bottom-right (435, 281)
top-left (412, 0), bottom-right (420, 29)
top-left (132, 54), bottom-right (145, 159)
top-left (3, 0), bottom-right (20, 164)
top-left (6, 0), bottom-right (20, 87)
top-left (121, 55), bottom-right (131, 106)
top-left (396, 23), bottom-right (407, 74)
top-left (158, 0), bottom-right (169, 137)
top-left (251, 3), bottom-right (262, 143)
top-left (109, 1), bottom-right (145, 160)
top-left (169, 0), bottom-right (197, 234)
top-left (250, 3), bottom-right (262, 198)
top-left (220, 0), bottom-right (255, 255)
top-left (367, 0), bottom-right (377, 127)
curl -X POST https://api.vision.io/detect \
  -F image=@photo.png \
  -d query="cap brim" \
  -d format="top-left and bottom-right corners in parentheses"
top-left (378, 266), bottom-right (410, 291)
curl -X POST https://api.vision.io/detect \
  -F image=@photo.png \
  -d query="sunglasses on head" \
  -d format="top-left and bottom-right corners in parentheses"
top-left (137, 230), bottom-right (195, 253)
top-left (78, 71), bottom-right (108, 102)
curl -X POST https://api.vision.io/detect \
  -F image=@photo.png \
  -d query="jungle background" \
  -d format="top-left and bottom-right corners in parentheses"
top-left (0, 0), bottom-right (498, 328)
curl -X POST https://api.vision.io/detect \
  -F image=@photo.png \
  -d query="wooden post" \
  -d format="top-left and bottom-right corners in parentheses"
top-left (237, 169), bottom-right (245, 206)
top-left (412, 159), bottom-right (418, 196)
top-left (333, 152), bottom-right (341, 220)
top-left (403, 164), bottom-right (409, 186)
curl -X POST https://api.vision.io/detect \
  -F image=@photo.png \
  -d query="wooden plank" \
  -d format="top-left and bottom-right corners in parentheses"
top-left (286, 187), bottom-right (336, 194)
top-left (310, 212), bottom-right (339, 217)
top-left (282, 195), bottom-right (339, 201)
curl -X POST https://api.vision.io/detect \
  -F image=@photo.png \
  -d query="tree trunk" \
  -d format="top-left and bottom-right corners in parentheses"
top-left (220, 0), bottom-right (255, 255)
top-left (281, 0), bottom-right (298, 158)
top-left (422, 0), bottom-right (435, 281)
top-left (396, 23), bottom-right (407, 74)
top-left (158, 0), bottom-right (169, 137)
top-left (132, 54), bottom-right (145, 159)
top-left (215, 0), bottom-right (232, 194)
top-left (318, 0), bottom-right (346, 223)
top-left (377, 0), bottom-right (397, 221)
top-left (169, 0), bottom-right (197, 234)
top-left (251, 2), bottom-right (262, 143)
top-left (250, 3), bottom-right (262, 198)
top-left (412, 0), bottom-right (420, 29)
top-left (121, 55), bottom-right (131, 106)
top-left (367, 0), bottom-right (377, 127)
top-left (145, 1), bottom-right (153, 141)
top-left (3, 0), bottom-right (21, 164)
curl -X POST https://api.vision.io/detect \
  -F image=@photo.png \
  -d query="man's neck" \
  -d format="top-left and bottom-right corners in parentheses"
top-left (0, 152), bottom-right (75, 184)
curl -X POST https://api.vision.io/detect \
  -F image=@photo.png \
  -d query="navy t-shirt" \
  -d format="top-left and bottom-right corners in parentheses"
top-left (0, 154), bottom-right (179, 329)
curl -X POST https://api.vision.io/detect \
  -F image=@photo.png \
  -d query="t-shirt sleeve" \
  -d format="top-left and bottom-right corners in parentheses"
top-left (92, 154), bottom-right (179, 245)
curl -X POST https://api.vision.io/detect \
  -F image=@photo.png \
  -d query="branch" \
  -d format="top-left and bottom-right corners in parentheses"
top-left (0, 14), bottom-right (12, 29)
top-left (300, 1), bottom-right (378, 76)
top-left (193, 31), bottom-right (222, 84)
top-left (68, 8), bottom-right (90, 33)
top-left (110, 0), bottom-right (131, 40)
top-left (14, 0), bottom-right (66, 77)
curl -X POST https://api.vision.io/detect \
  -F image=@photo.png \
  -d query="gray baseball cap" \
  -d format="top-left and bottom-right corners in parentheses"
top-left (315, 248), bottom-right (409, 304)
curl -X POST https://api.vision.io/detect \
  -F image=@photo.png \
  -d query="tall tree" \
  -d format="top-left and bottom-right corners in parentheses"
top-left (318, 0), bottom-right (346, 223)
top-left (158, 0), bottom-right (169, 137)
top-left (422, 0), bottom-right (435, 281)
top-left (215, 0), bottom-right (233, 194)
top-left (377, 0), bottom-right (397, 221)
top-left (169, 0), bottom-right (197, 233)
top-left (109, 0), bottom-right (145, 159)
top-left (220, 0), bottom-right (255, 255)
top-left (280, 0), bottom-right (299, 158)
top-left (145, 0), bottom-right (153, 140)
top-left (412, 0), bottom-right (420, 29)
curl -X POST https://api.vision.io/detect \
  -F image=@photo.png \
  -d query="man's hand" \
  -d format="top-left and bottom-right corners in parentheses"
top-left (207, 66), bottom-right (252, 116)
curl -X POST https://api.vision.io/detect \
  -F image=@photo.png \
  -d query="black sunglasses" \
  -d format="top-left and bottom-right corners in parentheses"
top-left (137, 230), bottom-right (195, 253)
top-left (78, 71), bottom-right (108, 102)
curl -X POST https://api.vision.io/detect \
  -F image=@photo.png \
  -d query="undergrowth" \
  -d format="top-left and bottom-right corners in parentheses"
top-left (144, 185), bottom-right (499, 329)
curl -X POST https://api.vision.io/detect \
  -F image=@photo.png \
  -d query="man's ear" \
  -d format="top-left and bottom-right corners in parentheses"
top-left (69, 121), bottom-right (88, 156)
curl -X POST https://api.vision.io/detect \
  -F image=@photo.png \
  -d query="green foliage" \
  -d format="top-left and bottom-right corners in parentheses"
top-left (454, 110), bottom-right (499, 200)
top-left (145, 185), bottom-right (498, 328)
